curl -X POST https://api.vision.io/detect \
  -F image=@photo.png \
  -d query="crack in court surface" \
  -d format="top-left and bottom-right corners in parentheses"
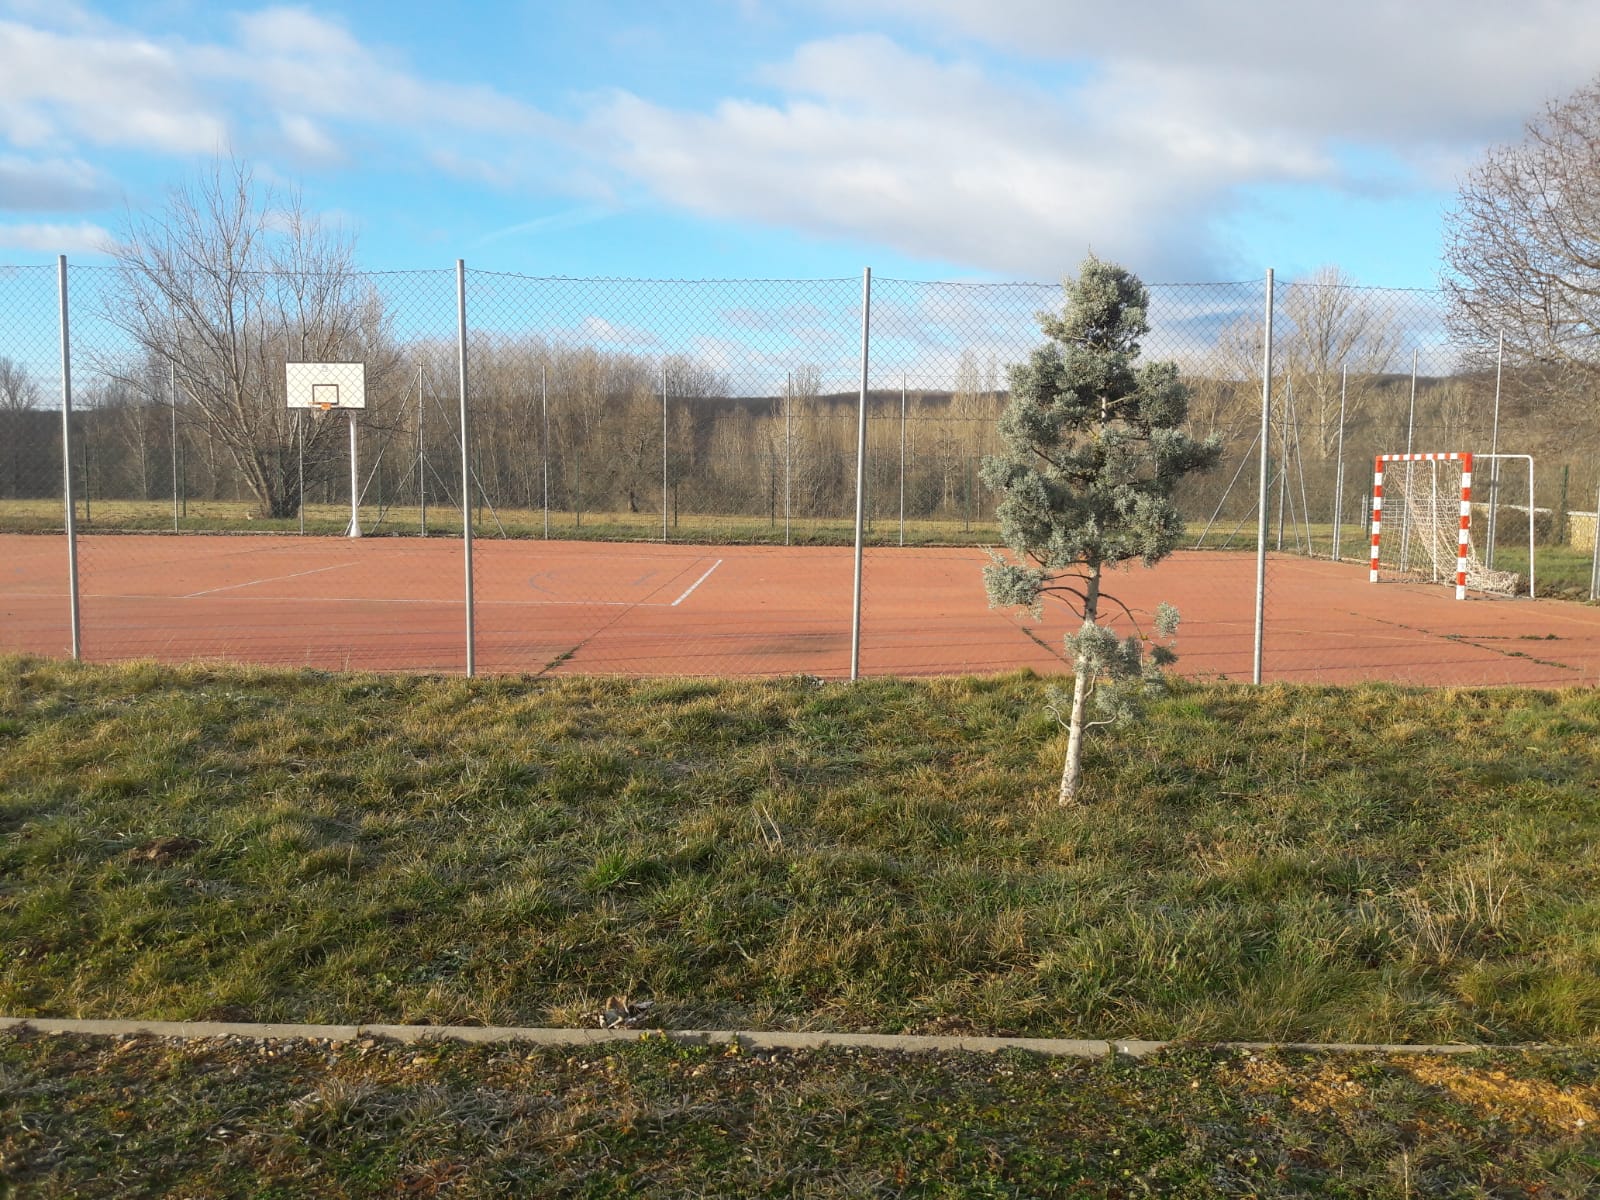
top-left (1348, 611), bottom-right (1582, 675)
top-left (531, 556), bottom-right (722, 677)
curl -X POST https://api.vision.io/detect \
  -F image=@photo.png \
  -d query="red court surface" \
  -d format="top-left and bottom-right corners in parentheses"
top-left (4, 533), bottom-right (1600, 685)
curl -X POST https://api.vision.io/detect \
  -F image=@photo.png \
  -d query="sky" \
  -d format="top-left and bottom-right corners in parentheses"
top-left (1, 0), bottom-right (1598, 288)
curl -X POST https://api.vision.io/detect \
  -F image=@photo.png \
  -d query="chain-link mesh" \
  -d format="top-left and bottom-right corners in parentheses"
top-left (462, 271), bottom-right (864, 676)
top-left (4, 260), bottom-right (1597, 684)
top-left (46, 264), bottom-right (467, 671)
top-left (861, 277), bottom-right (1266, 679)
top-left (1241, 280), bottom-right (1592, 684)
top-left (0, 266), bottom-right (67, 658)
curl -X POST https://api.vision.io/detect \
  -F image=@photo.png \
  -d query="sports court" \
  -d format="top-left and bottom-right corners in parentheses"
top-left (6, 533), bottom-right (1600, 685)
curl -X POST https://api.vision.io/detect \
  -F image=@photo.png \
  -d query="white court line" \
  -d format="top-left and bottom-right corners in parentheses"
top-left (671, 559), bottom-right (723, 607)
top-left (182, 562), bottom-right (358, 598)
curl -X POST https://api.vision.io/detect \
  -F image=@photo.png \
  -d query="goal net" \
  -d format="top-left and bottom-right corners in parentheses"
top-left (1369, 453), bottom-right (1521, 599)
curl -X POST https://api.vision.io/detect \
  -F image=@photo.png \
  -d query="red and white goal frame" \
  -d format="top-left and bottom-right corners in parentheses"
top-left (1369, 452), bottom-right (1532, 599)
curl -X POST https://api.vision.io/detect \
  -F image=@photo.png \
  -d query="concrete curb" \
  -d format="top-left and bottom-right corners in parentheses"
top-left (0, 1016), bottom-right (1497, 1058)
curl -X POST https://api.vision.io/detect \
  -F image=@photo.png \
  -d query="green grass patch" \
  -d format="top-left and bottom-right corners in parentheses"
top-left (0, 498), bottom-right (1000, 546)
top-left (3, 658), bottom-right (1600, 1043)
top-left (3, 1031), bottom-right (1597, 1197)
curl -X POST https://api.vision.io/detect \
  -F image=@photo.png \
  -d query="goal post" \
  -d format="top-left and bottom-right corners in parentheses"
top-left (1369, 452), bottom-right (1532, 599)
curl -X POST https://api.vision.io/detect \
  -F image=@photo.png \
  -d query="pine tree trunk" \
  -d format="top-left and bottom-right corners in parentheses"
top-left (1058, 566), bottom-right (1101, 805)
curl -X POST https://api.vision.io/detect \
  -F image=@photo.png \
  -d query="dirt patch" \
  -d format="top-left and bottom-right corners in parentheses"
top-left (1230, 1055), bottom-right (1369, 1115)
top-left (128, 836), bottom-right (203, 866)
top-left (1403, 1056), bottom-right (1598, 1134)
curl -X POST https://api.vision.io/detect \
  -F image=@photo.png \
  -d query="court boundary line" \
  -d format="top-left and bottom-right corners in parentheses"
top-left (671, 559), bottom-right (723, 607)
top-left (182, 562), bottom-right (359, 598)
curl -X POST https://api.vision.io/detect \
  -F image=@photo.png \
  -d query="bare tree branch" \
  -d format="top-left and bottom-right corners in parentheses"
top-left (103, 156), bottom-right (399, 518)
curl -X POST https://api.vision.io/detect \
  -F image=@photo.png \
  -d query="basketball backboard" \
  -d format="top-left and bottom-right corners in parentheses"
top-left (287, 362), bottom-right (366, 410)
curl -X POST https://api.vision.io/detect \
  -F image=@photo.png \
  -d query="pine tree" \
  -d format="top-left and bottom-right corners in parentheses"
top-left (982, 256), bottom-right (1222, 804)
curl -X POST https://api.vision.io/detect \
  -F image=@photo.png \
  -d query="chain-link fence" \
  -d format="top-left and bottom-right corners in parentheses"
top-left (3, 260), bottom-right (1597, 685)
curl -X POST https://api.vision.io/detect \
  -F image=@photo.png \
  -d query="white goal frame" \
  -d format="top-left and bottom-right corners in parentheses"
top-left (1369, 452), bottom-right (1535, 599)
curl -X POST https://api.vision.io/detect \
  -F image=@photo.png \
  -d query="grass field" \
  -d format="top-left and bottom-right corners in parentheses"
top-left (5, 657), bottom-right (1600, 1043)
top-left (5, 657), bottom-right (1600, 1195)
top-left (0, 498), bottom-right (999, 547)
top-left (4, 1032), bottom-right (1597, 1197)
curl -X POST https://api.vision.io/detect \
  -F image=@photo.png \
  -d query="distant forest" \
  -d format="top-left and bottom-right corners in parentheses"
top-left (1, 341), bottom-right (1587, 543)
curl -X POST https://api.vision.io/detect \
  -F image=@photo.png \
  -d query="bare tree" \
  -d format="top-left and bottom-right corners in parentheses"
top-left (1444, 77), bottom-right (1600, 370)
top-left (1279, 267), bottom-right (1400, 459)
top-left (0, 356), bottom-right (40, 412)
top-left (106, 158), bottom-right (395, 518)
top-left (0, 356), bottom-right (43, 499)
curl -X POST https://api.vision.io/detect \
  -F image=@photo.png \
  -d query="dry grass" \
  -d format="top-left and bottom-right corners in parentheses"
top-left (3, 1032), bottom-right (1597, 1198)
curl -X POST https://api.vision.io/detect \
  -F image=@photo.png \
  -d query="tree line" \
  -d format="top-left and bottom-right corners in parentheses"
top-left (1, 331), bottom-right (1583, 543)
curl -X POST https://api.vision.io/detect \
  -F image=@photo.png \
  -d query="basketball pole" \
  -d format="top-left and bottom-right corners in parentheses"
top-left (347, 409), bottom-right (362, 538)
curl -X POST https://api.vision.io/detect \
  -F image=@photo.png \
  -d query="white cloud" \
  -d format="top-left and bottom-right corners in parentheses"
top-left (819, 0), bottom-right (1600, 146)
top-left (586, 34), bottom-right (1304, 277)
top-left (0, 155), bottom-right (112, 209)
top-left (4, 1), bottom-right (1596, 282)
top-left (0, 219), bottom-right (111, 251)
top-left (218, 8), bottom-right (552, 139)
top-left (574, 315), bottom-right (663, 349)
top-left (276, 114), bottom-right (340, 165)
top-left (581, 5), bottom-right (1600, 278)
top-left (475, 206), bottom-right (616, 247)
top-left (0, 6), bottom-right (556, 181)
top-left (0, 19), bottom-right (228, 152)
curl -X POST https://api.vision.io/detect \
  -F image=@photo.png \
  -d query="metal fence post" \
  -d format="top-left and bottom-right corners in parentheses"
top-left (58, 255), bottom-right (81, 660)
top-left (784, 371), bottom-right (792, 547)
top-left (1253, 268), bottom-right (1273, 686)
top-left (541, 363), bottom-right (550, 540)
top-left (899, 374), bottom-right (906, 548)
top-left (661, 362), bottom-right (669, 541)
top-left (418, 366), bottom-right (427, 536)
top-left (1487, 330), bottom-right (1504, 568)
top-left (1591, 482), bottom-right (1599, 602)
top-left (170, 361), bottom-right (179, 532)
top-left (457, 259), bottom-right (475, 677)
top-left (850, 267), bottom-right (872, 681)
top-left (1332, 365), bottom-right (1347, 561)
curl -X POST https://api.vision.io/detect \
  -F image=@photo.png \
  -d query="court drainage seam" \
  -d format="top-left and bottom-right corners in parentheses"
top-left (0, 1015), bottom-right (1512, 1059)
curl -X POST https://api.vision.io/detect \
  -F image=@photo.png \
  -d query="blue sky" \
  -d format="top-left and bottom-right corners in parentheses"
top-left (2, 0), bottom-right (1597, 286)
